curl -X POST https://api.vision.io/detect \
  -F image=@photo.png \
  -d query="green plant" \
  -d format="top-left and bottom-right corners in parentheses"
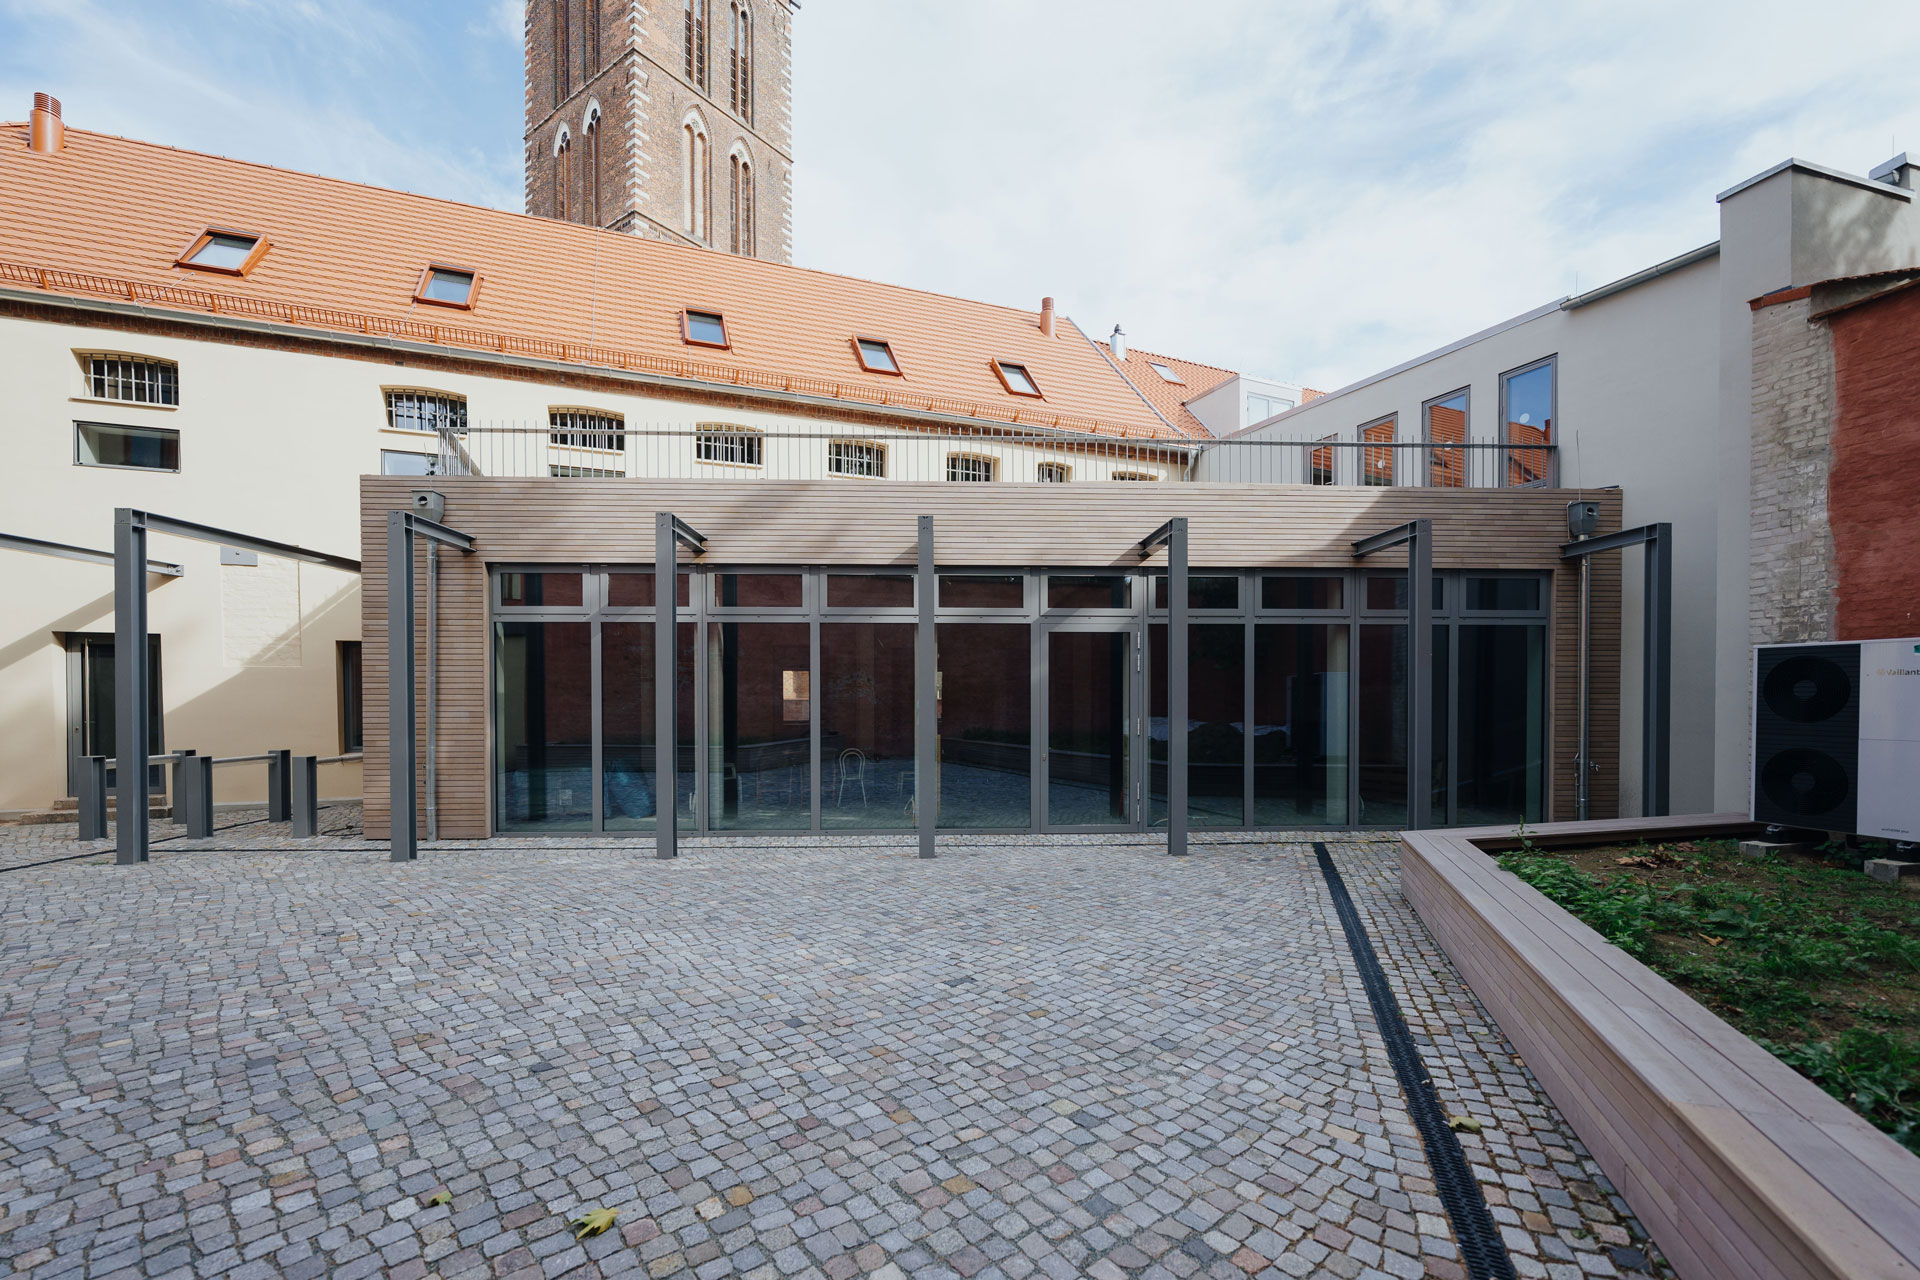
top-left (1760, 1029), bottom-right (1920, 1154)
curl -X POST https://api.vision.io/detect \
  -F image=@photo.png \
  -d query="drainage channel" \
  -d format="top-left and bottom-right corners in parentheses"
top-left (1314, 841), bottom-right (1517, 1280)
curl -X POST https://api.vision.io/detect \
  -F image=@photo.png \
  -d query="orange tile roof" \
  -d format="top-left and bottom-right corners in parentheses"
top-left (1100, 344), bottom-right (1239, 437)
top-left (0, 124), bottom-right (1190, 442)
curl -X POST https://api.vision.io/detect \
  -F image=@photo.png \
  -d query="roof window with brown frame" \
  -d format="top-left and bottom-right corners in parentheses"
top-left (413, 264), bottom-right (481, 310)
top-left (681, 308), bottom-right (730, 349)
top-left (851, 337), bottom-right (902, 376)
top-left (175, 228), bottom-right (268, 277)
top-left (991, 359), bottom-right (1042, 398)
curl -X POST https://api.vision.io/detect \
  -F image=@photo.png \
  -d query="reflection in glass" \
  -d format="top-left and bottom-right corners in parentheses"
top-left (1047, 630), bottom-right (1132, 825)
top-left (1357, 624), bottom-right (1406, 827)
top-left (822, 623), bottom-right (916, 828)
top-left (937, 624), bottom-right (1030, 828)
top-left (1152, 576), bottom-right (1239, 610)
top-left (708, 622), bottom-right (812, 830)
top-left (495, 620), bottom-right (593, 831)
top-left (828, 575), bottom-right (914, 608)
top-left (601, 622), bottom-right (695, 831)
top-left (713, 574), bottom-right (804, 608)
top-left (1503, 362), bottom-right (1554, 486)
top-left (1149, 624), bottom-right (1245, 826)
top-left (1253, 624), bottom-right (1348, 825)
top-left (1364, 575), bottom-right (1444, 611)
top-left (1261, 576), bottom-right (1343, 610)
top-left (939, 575), bottom-right (1023, 609)
top-left (1048, 576), bottom-right (1131, 609)
top-left (1466, 577), bottom-right (1540, 611)
top-left (500, 572), bottom-right (583, 607)
top-left (604, 573), bottom-right (689, 607)
top-left (1457, 625), bottom-right (1545, 825)
top-left (1426, 389), bottom-right (1468, 488)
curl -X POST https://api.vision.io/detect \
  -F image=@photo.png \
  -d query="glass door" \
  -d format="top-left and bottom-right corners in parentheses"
top-left (64, 633), bottom-right (164, 795)
top-left (1043, 627), bottom-right (1138, 829)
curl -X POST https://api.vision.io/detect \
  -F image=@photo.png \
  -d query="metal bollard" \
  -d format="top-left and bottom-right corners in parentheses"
top-left (290, 755), bottom-right (319, 837)
top-left (266, 748), bottom-right (291, 822)
top-left (181, 755), bottom-right (214, 838)
top-left (77, 756), bottom-right (108, 841)
top-left (170, 748), bottom-right (195, 817)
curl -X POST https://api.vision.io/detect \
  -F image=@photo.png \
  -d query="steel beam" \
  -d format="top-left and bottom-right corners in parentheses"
top-left (180, 755), bottom-right (213, 838)
top-left (78, 756), bottom-right (108, 841)
top-left (916, 517), bottom-right (938, 857)
top-left (0, 531), bottom-right (182, 576)
top-left (114, 509), bottom-right (151, 863)
top-left (1561, 522), bottom-right (1674, 817)
top-left (656, 513), bottom-right (678, 860)
top-left (1168, 517), bottom-right (1189, 856)
top-left (291, 755), bottom-right (319, 837)
top-left (1352, 519), bottom-right (1433, 830)
top-left (387, 511), bottom-right (418, 860)
top-left (266, 748), bottom-right (292, 822)
top-left (137, 512), bottom-right (362, 573)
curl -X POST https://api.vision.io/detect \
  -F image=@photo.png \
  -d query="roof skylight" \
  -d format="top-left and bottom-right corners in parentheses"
top-left (415, 265), bottom-right (478, 309)
top-left (853, 337), bottom-right (901, 375)
top-left (992, 359), bottom-right (1041, 398)
top-left (1148, 361), bottom-right (1184, 385)
top-left (175, 229), bottom-right (266, 276)
top-left (682, 309), bottom-right (730, 348)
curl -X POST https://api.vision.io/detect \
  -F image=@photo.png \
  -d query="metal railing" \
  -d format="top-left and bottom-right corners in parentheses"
top-left (75, 750), bottom-right (361, 841)
top-left (413, 422), bottom-right (1560, 489)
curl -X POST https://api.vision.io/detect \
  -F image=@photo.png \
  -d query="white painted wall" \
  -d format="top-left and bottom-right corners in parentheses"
top-left (1187, 374), bottom-right (1309, 437)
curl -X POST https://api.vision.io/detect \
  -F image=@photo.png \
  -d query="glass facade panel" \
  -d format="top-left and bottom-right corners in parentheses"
top-left (1047, 576), bottom-right (1131, 610)
top-left (936, 624), bottom-right (1031, 828)
top-left (940, 575), bottom-right (1023, 609)
top-left (1426, 388), bottom-right (1469, 488)
top-left (1047, 630), bottom-right (1132, 825)
top-left (821, 623), bottom-right (917, 829)
top-left (1456, 625), bottom-right (1546, 825)
top-left (1502, 361), bottom-right (1554, 486)
top-left (605, 573), bottom-right (690, 608)
top-left (501, 572), bottom-right (584, 607)
top-left (1152, 576), bottom-right (1239, 610)
top-left (1252, 624), bottom-right (1349, 825)
top-left (1149, 624), bottom-right (1245, 827)
top-left (601, 622), bottom-right (696, 830)
top-left (1364, 575), bottom-right (1444, 611)
top-left (713, 573), bottom-right (803, 608)
top-left (1261, 576), bottom-right (1343, 610)
top-left (1466, 577), bottom-right (1541, 611)
top-left (708, 622), bottom-right (812, 830)
top-left (827, 574), bottom-right (914, 608)
top-left (495, 620), bottom-right (593, 831)
top-left (1357, 624), bottom-right (1407, 826)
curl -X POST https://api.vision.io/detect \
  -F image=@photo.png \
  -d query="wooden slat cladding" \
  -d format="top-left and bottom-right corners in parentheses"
top-left (360, 479), bottom-right (1621, 838)
top-left (1401, 819), bottom-right (1920, 1280)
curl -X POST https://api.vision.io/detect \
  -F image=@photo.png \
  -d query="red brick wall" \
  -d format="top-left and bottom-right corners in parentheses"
top-left (1827, 284), bottom-right (1920, 639)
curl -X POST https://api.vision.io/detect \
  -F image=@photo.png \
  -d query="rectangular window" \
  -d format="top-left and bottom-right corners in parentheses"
top-left (86, 356), bottom-right (178, 406)
top-left (1111, 471), bottom-right (1157, 482)
top-left (548, 465), bottom-right (626, 478)
top-left (1153, 576), bottom-right (1240, 610)
top-left (1047, 575), bottom-right (1131, 610)
top-left (75, 421), bottom-right (178, 471)
top-left (936, 623), bottom-right (1031, 828)
top-left (177, 229), bottom-right (265, 275)
top-left (1150, 623), bottom-right (1245, 827)
top-left (338, 641), bottom-right (363, 753)
top-left (991, 360), bottom-right (1041, 397)
top-left (549, 409), bottom-right (626, 452)
top-left (705, 622), bottom-right (809, 831)
top-left (1424, 388), bottom-right (1469, 489)
top-left (1248, 393), bottom-right (1295, 422)
top-left (946, 454), bottom-right (995, 482)
top-left (415, 265), bottom-right (478, 309)
top-left (1501, 358), bottom-right (1555, 487)
top-left (1465, 577), bottom-right (1542, 611)
top-left (386, 389), bottom-right (468, 436)
top-left (853, 337), bottom-right (901, 374)
top-left (1261, 576), bottom-right (1344, 610)
top-left (1253, 624), bottom-right (1349, 825)
top-left (1309, 433), bottom-right (1337, 485)
top-left (681, 308), bottom-right (729, 347)
top-left (939, 575), bottom-right (1023, 609)
top-left (494, 620), bottom-right (594, 832)
top-left (1148, 361), bottom-right (1184, 385)
top-left (499, 572), bottom-right (585, 607)
top-left (1360, 415), bottom-right (1397, 487)
top-left (712, 574), bottom-right (803, 607)
top-left (827, 440), bottom-right (886, 477)
top-left (1035, 462), bottom-right (1069, 482)
top-left (828, 575), bottom-right (914, 608)
top-left (821, 623), bottom-right (917, 830)
top-left (695, 425), bottom-right (763, 466)
top-left (380, 450), bottom-right (437, 476)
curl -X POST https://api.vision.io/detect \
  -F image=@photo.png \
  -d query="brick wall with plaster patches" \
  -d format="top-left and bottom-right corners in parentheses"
top-left (1748, 294), bottom-right (1836, 644)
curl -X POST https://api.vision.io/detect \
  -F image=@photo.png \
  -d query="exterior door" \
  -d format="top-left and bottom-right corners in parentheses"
top-left (1042, 626), bottom-right (1140, 829)
top-left (63, 633), bottom-right (164, 796)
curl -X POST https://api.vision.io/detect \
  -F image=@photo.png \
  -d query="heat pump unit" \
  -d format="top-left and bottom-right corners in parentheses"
top-left (1751, 639), bottom-right (1920, 840)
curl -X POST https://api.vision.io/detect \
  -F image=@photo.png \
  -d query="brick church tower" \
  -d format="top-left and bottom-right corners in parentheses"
top-left (524, 0), bottom-right (795, 263)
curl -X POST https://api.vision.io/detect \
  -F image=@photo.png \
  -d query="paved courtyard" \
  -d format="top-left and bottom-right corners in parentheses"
top-left (0, 818), bottom-right (1667, 1280)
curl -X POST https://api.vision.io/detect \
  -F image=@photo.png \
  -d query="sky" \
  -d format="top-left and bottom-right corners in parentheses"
top-left (4, 0), bottom-right (1919, 391)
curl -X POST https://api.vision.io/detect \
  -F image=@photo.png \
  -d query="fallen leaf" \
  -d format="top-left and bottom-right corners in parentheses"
top-left (1697, 934), bottom-right (1723, 946)
top-left (570, 1207), bottom-right (618, 1240)
top-left (420, 1189), bottom-right (451, 1208)
top-left (1446, 1115), bottom-right (1483, 1134)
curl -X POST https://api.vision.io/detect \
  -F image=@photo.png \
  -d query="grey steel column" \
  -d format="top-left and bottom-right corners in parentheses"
top-left (1168, 517), bottom-right (1189, 856)
top-left (1645, 523), bottom-right (1673, 817)
top-left (655, 513), bottom-right (677, 860)
top-left (915, 516), bottom-right (936, 859)
top-left (113, 508), bottom-right (150, 864)
top-left (78, 756), bottom-right (108, 841)
top-left (1407, 519), bottom-right (1433, 831)
top-left (1576, 555), bottom-right (1591, 820)
top-left (182, 755), bottom-right (213, 838)
top-left (386, 511), bottom-right (417, 861)
top-left (291, 755), bottom-right (319, 837)
top-left (266, 748), bottom-right (291, 822)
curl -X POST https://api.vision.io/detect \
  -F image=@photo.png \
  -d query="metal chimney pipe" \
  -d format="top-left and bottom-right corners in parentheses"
top-left (1038, 297), bottom-right (1055, 339)
top-left (1110, 324), bottom-right (1126, 361)
top-left (28, 92), bottom-right (64, 154)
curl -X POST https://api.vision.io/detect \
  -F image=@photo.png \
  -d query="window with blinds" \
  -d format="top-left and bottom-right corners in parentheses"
top-left (86, 356), bottom-right (178, 406)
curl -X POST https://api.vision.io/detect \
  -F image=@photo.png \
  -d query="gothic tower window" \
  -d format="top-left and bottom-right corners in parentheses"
top-left (584, 108), bottom-right (602, 226)
top-left (684, 0), bottom-right (710, 90)
top-left (684, 116), bottom-right (710, 241)
top-left (586, 0), bottom-right (601, 75)
top-left (729, 149), bottom-right (754, 256)
top-left (729, 4), bottom-right (752, 122)
top-left (553, 0), bottom-right (572, 103)
top-left (554, 127), bottom-right (572, 222)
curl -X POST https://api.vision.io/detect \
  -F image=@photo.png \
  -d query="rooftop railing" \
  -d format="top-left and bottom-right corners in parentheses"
top-left (410, 423), bottom-right (1559, 488)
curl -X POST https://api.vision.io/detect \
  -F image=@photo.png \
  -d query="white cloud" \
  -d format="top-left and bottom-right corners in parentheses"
top-left (793, 0), bottom-right (1920, 389)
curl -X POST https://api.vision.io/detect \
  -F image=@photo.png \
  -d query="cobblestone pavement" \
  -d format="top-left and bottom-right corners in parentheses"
top-left (1, 826), bottom-right (1667, 1280)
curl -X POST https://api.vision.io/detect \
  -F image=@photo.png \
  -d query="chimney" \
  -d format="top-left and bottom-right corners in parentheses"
top-left (28, 92), bottom-right (64, 154)
top-left (1109, 324), bottom-right (1127, 361)
top-left (1038, 296), bottom-right (1055, 339)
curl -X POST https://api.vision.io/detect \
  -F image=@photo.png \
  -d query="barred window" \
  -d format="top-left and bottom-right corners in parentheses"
top-left (385, 389), bottom-right (467, 435)
top-left (1111, 471), bottom-right (1158, 481)
top-left (1036, 462), bottom-right (1069, 483)
top-left (947, 454), bottom-right (995, 482)
top-left (827, 440), bottom-right (885, 478)
top-left (695, 425), bottom-right (762, 466)
top-left (549, 464), bottom-right (626, 478)
top-left (87, 356), bottom-right (178, 406)
top-left (549, 408), bottom-right (626, 451)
